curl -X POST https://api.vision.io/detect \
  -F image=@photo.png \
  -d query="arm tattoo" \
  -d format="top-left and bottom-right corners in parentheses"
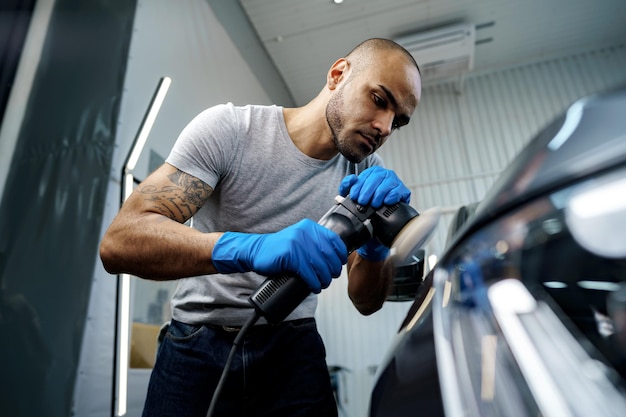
top-left (137, 170), bottom-right (213, 221)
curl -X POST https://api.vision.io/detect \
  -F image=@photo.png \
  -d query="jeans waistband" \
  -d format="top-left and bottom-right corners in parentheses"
top-left (208, 317), bottom-right (315, 333)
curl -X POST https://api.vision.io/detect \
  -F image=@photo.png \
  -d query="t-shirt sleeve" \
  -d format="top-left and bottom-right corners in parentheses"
top-left (165, 103), bottom-right (238, 189)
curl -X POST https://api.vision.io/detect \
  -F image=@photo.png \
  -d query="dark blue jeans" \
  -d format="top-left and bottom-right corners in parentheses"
top-left (142, 318), bottom-right (338, 417)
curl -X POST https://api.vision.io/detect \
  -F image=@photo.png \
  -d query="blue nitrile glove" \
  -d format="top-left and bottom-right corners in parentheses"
top-left (212, 219), bottom-right (348, 293)
top-left (339, 166), bottom-right (411, 262)
top-left (339, 166), bottom-right (411, 209)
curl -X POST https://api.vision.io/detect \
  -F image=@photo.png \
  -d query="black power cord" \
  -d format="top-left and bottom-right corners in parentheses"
top-left (205, 311), bottom-right (261, 417)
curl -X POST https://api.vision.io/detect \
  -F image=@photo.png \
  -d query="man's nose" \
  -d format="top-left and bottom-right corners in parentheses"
top-left (372, 110), bottom-right (394, 137)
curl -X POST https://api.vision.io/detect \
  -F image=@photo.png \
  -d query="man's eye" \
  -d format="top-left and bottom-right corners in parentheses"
top-left (373, 94), bottom-right (386, 107)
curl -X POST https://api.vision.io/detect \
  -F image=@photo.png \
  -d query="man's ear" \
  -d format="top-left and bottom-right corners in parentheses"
top-left (327, 58), bottom-right (349, 90)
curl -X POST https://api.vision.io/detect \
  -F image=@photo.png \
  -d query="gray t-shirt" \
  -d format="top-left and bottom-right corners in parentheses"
top-left (166, 103), bottom-right (382, 326)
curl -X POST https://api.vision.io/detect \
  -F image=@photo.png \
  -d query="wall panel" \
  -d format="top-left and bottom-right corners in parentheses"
top-left (0, 1), bottom-right (137, 416)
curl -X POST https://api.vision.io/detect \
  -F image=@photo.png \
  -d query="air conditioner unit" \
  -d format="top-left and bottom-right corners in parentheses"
top-left (395, 23), bottom-right (475, 83)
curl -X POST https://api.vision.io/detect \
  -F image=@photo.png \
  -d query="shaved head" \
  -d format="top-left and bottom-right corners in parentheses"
top-left (344, 38), bottom-right (421, 78)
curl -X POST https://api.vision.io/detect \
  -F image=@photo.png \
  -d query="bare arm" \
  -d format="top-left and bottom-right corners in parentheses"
top-left (346, 252), bottom-right (394, 315)
top-left (99, 163), bottom-right (222, 280)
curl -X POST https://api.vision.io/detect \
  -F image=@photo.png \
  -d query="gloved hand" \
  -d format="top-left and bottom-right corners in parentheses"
top-left (339, 166), bottom-right (411, 209)
top-left (212, 219), bottom-right (348, 293)
top-left (339, 166), bottom-right (411, 262)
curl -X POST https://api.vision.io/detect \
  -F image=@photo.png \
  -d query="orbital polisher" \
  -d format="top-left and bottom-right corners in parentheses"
top-left (249, 194), bottom-right (440, 324)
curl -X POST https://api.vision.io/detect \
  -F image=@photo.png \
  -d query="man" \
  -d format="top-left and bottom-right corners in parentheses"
top-left (100, 38), bottom-right (422, 417)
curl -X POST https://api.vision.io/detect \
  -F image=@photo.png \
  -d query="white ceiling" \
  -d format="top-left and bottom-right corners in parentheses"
top-left (229, 0), bottom-right (626, 106)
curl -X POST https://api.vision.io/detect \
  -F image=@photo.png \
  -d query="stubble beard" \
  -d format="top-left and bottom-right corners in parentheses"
top-left (325, 85), bottom-right (368, 164)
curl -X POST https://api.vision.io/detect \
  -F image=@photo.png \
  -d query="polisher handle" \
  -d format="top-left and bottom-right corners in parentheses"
top-left (248, 196), bottom-right (371, 323)
top-left (249, 275), bottom-right (311, 324)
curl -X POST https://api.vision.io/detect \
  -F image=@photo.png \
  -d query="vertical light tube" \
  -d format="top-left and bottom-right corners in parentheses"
top-left (116, 273), bottom-right (131, 416)
top-left (125, 77), bottom-right (172, 172)
top-left (115, 76), bottom-right (171, 417)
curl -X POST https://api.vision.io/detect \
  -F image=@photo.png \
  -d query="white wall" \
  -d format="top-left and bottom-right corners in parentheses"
top-left (317, 45), bottom-right (626, 417)
top-left (73, 1), bottom-right (272, 416)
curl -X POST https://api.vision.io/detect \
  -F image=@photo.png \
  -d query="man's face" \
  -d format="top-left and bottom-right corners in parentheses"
top-left (326, 52), bottom-right (421, 163)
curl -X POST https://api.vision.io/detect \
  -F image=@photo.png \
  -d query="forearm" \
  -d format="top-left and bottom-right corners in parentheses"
top-left (100, 211), bottom-right (222, 280)
top-left (346, 252), bottom-right (393, 315)
top-left (100, 163), bottom-right (225, 280)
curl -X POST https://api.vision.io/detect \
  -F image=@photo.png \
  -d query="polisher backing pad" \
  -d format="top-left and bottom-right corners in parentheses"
top-left (389, 207), bottom-right (441, 266)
